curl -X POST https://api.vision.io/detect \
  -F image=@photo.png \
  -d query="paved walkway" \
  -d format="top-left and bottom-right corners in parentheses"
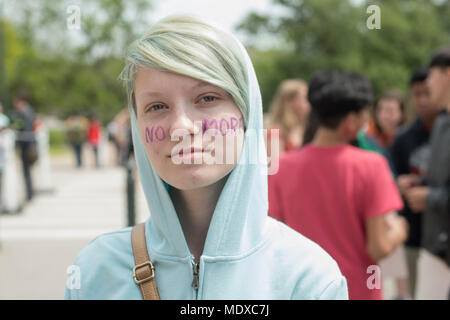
top-left (0, 143), bottom-right (149, 299)
top-left (0, 142), bottom-right (400, 300)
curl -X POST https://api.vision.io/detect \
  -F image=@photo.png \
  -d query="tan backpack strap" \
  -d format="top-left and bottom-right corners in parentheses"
top-left (131, 223), bottom-right (160, 300)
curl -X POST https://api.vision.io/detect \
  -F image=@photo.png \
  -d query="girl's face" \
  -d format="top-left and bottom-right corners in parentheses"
top-left (375, 98), bottom-right (403, 134)
top-left (287, 87), bottom-right (310, 121)
top-left (134, 68), bottom-right (245, 190)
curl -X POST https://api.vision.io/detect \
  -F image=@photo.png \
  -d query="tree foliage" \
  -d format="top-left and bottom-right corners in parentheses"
top-left (237, 0), bottom-right (450, 112)
top-left (2, 0), bottom-right (449, 120)
top-left (3, 0), bottom-right (152, 123)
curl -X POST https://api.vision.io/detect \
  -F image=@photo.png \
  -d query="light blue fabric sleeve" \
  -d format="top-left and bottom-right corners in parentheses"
top-left (317, 277), bottom-right (349, 300)
top-left (290, 275), bottom-right (349, 300)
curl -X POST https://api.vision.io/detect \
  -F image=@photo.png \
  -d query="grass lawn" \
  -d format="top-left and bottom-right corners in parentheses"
top-left (49, 145), bottom-right (71, 157)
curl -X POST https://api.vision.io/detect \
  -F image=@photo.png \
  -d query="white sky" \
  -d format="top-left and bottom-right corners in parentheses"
top-left (2, 0), bottom-right (286, 51)
top-left (150, 0), bottom-right (283, 40)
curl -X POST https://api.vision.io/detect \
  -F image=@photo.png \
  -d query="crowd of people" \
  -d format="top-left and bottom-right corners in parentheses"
top-left (65, 112), bottom-right (104, 169)
top-left (65, 108), bottom-right (135, 169)
top-left (265, 46), bottom-right (450, 299)
top-left (0, 97), bottom-right (115, 212)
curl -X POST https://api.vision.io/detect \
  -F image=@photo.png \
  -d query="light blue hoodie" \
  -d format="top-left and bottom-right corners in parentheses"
top-left (64, 22), bottom-right (348, 300)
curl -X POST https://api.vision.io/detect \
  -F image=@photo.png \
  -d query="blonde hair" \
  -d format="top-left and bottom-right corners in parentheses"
top-left (119, 15), bottom-right (249, 127)
top-left (268, 79), bottom-right (308, 134)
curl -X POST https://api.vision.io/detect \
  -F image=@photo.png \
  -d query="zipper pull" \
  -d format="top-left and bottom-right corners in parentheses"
top-left (191, 262), bottom-right (200, 290)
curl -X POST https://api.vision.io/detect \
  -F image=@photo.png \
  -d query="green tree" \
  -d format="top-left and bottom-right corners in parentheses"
top-left (237, 0), bottom-right (450, 113)
top-left (4, 0), bottom-right (153, 124)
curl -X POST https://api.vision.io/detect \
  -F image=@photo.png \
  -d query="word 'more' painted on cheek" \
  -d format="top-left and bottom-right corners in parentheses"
top-left (144, 116), bottom-right (244, 144)
top-left (202, 116), bottom-right (244, 136)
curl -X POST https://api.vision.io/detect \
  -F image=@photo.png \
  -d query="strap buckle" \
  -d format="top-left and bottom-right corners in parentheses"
top-left (133, 261), bottom-right (155, 285)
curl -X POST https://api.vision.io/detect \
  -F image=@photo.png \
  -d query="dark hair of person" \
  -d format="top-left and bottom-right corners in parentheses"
top-left (409, 67), bottom-right (428, 87)
top-left (302, 111), bottom-right (320, 146)
top-left (307, 70), bottom-right (374, 129)
top-left (428, 46), bottom-right (450, 69)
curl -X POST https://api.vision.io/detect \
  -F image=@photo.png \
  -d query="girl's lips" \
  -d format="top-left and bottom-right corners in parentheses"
top-left (169, 146), bottom-right (205, 158)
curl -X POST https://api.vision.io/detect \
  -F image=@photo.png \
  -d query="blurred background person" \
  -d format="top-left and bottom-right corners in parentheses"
top-left (269, 70), bottom-right (408, 300)
top-left (356, 89), bottom-right (409, 299)
top-left (0, 102), bottom-right (9, 129)
top-left (87, 113), bottom-right (102, 169)
top-left (110, 108), bottom-right (133, 166)
top-left (65, 113), bottom-right (88, 169)
top-left (0, 102), bottom-right (10, 210)
top-left (307, 87), bottom-right (409, 300)
top-left (400, 47), bottom-right (450, 299)
top-left (351, 90), bottom-right (407, 178)
top-left (11, 92), bottom-right (37, 202)
top-left (390, 67), bottom-right (441, 299)
top-left (266, 79), bottom-right (310, 159)
top-left (107, 119), bottom-right (120, 165)
top-left (365, 90), bottom-right (407, 152)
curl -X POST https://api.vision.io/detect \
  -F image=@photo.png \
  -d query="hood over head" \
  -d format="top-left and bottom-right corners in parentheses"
top-left (126, 15), bottom-right (269, 260)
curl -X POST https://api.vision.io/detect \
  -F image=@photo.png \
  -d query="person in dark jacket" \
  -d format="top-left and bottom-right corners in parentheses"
top-left (399, 47), bottom-right (450, 299)
top-left (390, 67), bottom-right (441, 298)
top-left (12, 92), bottom-right (37, 202)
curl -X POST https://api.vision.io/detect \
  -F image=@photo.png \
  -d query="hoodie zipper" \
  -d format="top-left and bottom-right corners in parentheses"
top-left (190, 256), bottom-right (200, 299)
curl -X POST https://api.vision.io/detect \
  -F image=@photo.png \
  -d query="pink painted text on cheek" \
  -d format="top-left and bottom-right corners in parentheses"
top-left (144, 116), bottom-right (244, 144)
top-left (145, 125), bottom-right (166, 143)
top-left (202, 116), bottom-right (244, 136)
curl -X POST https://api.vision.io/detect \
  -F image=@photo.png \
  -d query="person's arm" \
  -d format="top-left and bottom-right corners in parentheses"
top-left (404, 175), bottom-right (448, 214)
top-left (362, 155), bottom-right (406, 261)
top-left (426, 185), bottom-right (450, 215)
top-left (366, 211), bottom-right (408, 262)
top-left (397, 174), bottom-right (422, 196)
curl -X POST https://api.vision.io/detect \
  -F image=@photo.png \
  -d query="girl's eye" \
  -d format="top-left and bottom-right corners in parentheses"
top-left (199, 96), bottom-right (217, 103)
top-left (146, 104), bottom-right (166, 113)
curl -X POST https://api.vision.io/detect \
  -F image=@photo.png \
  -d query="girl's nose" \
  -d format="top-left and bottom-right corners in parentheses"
top-left (168, 107), bottom-right (202, 139)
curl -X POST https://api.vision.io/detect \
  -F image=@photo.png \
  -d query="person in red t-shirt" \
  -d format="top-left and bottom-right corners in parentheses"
top-left (269, 70), bottom-right (408, 300)
top-left (87, 114), bottom-right (102, 168)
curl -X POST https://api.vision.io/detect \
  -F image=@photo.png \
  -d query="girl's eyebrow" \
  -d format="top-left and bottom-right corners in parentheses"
top-left (192, 81), bottom-right (216, 90)
top-left (138, 82), bottom-right (219, 99)
top-left (138, 91), bottom-right (163, 98)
